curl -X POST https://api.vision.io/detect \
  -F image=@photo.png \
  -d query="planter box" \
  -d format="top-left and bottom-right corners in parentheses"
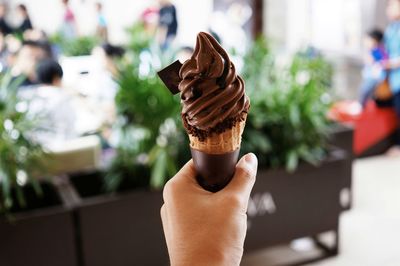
top-left (0, 182), bottom-right (78, 266)
top-left (68, 149), bottom-right (351, 266)
top-left (329, 124), bottom-right (353, 157)
top-left (69, 172), bottom-right (168, 266)
top-left (245, 149), bottom-right (351, 260)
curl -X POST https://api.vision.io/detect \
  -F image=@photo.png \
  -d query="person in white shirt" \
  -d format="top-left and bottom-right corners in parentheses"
top-left (20, 59), bottom-right (77, 148)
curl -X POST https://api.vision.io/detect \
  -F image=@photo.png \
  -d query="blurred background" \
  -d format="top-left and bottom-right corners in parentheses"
top-left (0, 0), bottom-right (399, 266)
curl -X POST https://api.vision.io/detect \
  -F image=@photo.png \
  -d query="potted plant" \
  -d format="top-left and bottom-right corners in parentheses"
top-left (0, 75), bottom-right (78, 266)
top-left (50, 33), bottom-right (100, 57)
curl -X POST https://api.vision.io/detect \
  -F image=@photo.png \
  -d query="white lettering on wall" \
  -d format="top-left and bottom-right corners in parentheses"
top-left (248, 192), bottom-right (277, 217)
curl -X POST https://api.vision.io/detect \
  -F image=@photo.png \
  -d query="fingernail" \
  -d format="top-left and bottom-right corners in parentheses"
top-left (245, 153), bottom-right (257, 167)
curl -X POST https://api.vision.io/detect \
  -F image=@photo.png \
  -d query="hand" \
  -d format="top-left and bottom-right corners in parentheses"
top-left (382, 58), bottom-right (400, 70)
top-left (161, 153), bottom-right (258, 266)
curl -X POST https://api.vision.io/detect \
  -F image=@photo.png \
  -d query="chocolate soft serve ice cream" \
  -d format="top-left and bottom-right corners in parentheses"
top-left (179, 32), bottom-right (249, 139)
top-left (158, 32), bottom-right (250, 192)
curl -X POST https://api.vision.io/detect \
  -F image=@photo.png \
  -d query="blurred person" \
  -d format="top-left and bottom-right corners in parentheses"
top-left (358, 29), bottom-right (388, 108)
top-left (12, 40), bottom-right (53, 87)
top-left (86, 43), bottom-right (124, 111)
top-left (98, 43), bottom-right (124, 76)
top-left (36, 58), bottom-right (63, 87)
top-left (80, 43), bottom-right (124, 143)
top-left (157, 0), bottom-right (178, 51)
top-left (382, 0), bottom-right (400, 155)
top-left (161, 153), bottom-right (257, 265)
top-left (61, 0), bottom-right (77, 39)
top-left (23, 29), bottom-right (48, 42)
top-left (16, 4), bottom-right (33, 34)
top-left (0, 32), bottom-right (10, 72)
top-left (87, 43), bottom-right (123, 99)
top-left (385, 0), bottom-right (400, 156)
top-left (0, 3), bottom-right (12, 35)
top-left (20, 59), bottom-right (77, 148)
top-left (3, 34), bottom-right (22, 71)
top-left (140, 5), bottom-right (159, 35)
top-left (95, 2), bottom-right (108, 41)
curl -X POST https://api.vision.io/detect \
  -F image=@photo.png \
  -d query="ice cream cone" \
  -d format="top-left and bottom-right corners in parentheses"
top-left (188, 115), bottom-right (247, 154)
top-left (157, 32), bottom-right (250, 192)
top-left (188, 114), bottom-right (247, 192)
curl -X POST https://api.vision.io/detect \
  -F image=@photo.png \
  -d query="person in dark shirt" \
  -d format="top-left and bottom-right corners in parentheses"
top-left (16, 4), bottom-right (33, 34)
top-left (157, 0), bottom-right (178, 51)
top-left (0, 3), bottom-right (13, 35)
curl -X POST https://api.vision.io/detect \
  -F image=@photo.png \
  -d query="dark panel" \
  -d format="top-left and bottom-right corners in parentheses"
top-left (0, 213), bottom-right (77, 266)
top-left (245, 152), bottom-right (348, 252)
top-left (78, 191), bottom-right (168, 266)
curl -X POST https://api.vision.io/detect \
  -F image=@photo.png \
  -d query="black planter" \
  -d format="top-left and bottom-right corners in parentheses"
top-left (69, 173), bottom-right (168, 266)
top-left (329, 124), bottom-right (354, 157)
top-left (0, 182), bottom-right (78, 266)
top-left (244, 149), bottom-right (351, 264)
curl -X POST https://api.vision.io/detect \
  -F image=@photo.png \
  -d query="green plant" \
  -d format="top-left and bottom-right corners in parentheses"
top-left (0, 75), bottom-right (45, 213)
top-left (109, 59), bottom-right (187, 190)
top-left (242, 38), bottom-right (333, 172)
top-left (103, 124), bottom-right (151, 192)
top-left (50, 33), bottom-right (99, 56)
top-left (106, 23), bottom-right (188, 192)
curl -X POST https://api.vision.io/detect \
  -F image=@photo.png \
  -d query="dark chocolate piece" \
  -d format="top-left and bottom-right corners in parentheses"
top-left (190, 148), bottom-right (240, 192)
top-left (157, 60), bottom-right (183, 95)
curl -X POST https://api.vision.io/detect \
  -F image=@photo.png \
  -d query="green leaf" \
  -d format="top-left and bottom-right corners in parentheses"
top-left (150, 149), bottom-right (167, 189)
top-left (15, 185), bottom-right (26, 208)
top-left (289, 104), bottom-right (301, 126)
top-left (1, 169), bottom-right (11, 209)
top-left (31, 178), bottom-right (43, 197)
top-left (286, 151), bottom-right (299, 173)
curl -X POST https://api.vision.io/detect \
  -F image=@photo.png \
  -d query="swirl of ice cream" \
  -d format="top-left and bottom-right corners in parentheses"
top-left (178, 32), bottom-right (249, 132)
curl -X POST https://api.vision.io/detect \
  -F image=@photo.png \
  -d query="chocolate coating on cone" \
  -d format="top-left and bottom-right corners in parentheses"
top-left (191, 148), bottom-right (239, 192)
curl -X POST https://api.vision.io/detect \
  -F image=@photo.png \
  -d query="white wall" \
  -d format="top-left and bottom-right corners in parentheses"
top-left (265, 0), bottom-right (367, 56)
top-left (8, 0), bottom-right (213, 46)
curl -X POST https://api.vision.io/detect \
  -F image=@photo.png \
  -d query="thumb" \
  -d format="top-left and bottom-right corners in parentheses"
top-left (224, 153), bottom-right (257, 198)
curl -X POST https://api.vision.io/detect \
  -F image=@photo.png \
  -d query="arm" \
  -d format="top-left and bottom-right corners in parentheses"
top-left (157, 26), bottom-right (168, 45)
top-left (161, 153), bottom-right (258, 266)
top-left (382, 57), bottom-right (400, 70)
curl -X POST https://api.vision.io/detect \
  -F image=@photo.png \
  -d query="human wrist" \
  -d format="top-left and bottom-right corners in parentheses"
top-left (170, 251), bottom-right (241, 266)
top-left (171, 248), bottom-right (241, 266)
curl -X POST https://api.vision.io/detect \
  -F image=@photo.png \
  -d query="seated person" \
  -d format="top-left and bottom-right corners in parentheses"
top-left (16, 4), bottom-right (33, 34)
top-left (86, 43), bottom-right (124, 108)
top-left (20, 59), bottom-right (77, 148)
top-left (12, 40), bottom-right (53, 87)
top-left (359, 29), bottom-right (388, 107)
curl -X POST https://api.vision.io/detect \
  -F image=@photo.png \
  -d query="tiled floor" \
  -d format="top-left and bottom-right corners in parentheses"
top-left (242, 155), bottom-right (400, 266)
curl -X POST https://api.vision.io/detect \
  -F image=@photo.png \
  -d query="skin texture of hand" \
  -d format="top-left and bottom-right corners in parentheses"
top-left (161, 153), bottom-right (258, 266)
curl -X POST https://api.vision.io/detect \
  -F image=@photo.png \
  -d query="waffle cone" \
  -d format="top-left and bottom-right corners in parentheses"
top-left (189, 115), bottom-right (247, 154)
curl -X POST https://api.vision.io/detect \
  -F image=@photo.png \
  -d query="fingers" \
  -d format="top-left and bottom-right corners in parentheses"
top-left (160, 204), bottom-right (167, 223)
top-left (171, 159), bottom-right (197, 185)
top-left (163, 159), bottom-right (198, 203)
top-left (224, 153), bottom-right (258, 200)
